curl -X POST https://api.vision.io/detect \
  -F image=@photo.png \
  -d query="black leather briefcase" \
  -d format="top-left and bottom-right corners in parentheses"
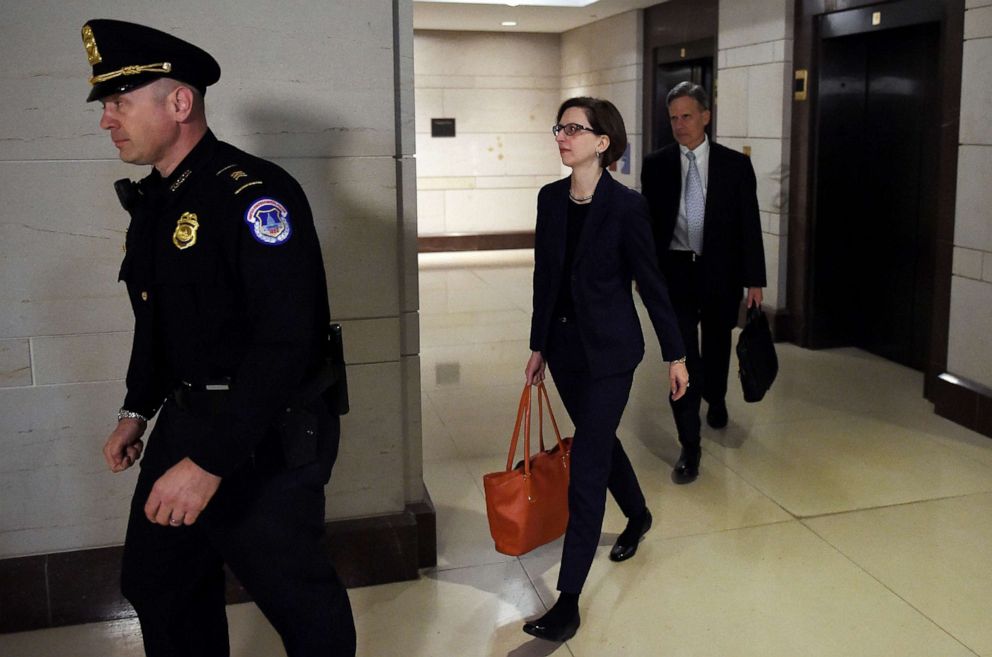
top-left (736, 305), bottom-right (778, 403)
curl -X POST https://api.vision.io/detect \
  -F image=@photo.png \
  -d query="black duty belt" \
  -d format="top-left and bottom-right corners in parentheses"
top-left (669, 250), bottom-right (701, 263)
top-left (173, 379), bottom-right (231, 415)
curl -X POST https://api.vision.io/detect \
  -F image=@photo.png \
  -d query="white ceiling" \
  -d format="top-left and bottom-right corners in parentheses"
top-left (413, 0), bottom-right (666, 33)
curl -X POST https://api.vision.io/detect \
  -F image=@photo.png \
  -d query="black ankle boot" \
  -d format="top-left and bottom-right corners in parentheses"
top-left (522, 592), bottom-right (580, 642)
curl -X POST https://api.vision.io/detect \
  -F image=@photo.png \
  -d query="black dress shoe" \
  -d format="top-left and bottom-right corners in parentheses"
top-left (609, 508), bottom-right (652, 562)
top-left (706, 401), bottom-right (728, 429)
top-left (671, 446), bottom-right (700, 485)
top-left (522, 607), bottom-right (580, 642)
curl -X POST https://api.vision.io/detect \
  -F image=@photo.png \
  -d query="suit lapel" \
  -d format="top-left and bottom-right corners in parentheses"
top-left (703, 141), bottom-right (723, 225)
top-left (667, 146), bottom-right (682, 225)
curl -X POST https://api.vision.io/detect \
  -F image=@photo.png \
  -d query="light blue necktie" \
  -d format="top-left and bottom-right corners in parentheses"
top-left (684, 150), bottom-right (704, 255)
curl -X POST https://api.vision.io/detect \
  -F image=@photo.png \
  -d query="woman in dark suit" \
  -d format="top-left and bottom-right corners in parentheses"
top-left (522, 97), bottom-right (689, 642)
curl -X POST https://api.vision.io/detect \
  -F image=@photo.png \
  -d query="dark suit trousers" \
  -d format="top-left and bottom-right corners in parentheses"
top-left (120, 399), bottom-right (356, 657)
top-left (545, 319), bottom-right (645, 594)
top-left (662, 252), bottom-right (734, 448)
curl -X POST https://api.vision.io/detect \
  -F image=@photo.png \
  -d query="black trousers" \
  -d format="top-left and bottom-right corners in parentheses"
top-left (662, 252), bottom-right (734, 448)
top-left (545, 319), bottom-right (645, 594)
top-left (121, 398), bottom-right (356, 657)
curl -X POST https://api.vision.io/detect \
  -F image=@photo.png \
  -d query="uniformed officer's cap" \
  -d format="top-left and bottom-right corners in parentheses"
top-left (81, 19), bottom-right (220, 102)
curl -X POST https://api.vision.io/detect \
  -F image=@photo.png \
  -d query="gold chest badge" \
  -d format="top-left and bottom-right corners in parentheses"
top-left (173, 212), bottom-right (200, 250)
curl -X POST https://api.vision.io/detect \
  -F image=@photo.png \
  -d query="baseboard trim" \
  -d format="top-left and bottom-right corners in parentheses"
top-left (931, 372), bottom-right (992, 439)
top-left (418, 231), bottom-right (534, 252)
top-left (0, 497), bottom-right (437, 634)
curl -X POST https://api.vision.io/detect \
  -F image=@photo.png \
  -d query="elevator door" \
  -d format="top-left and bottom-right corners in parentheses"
top-left (810, 21), bottom-right (938, 370)
top-left (652, 58), bottom-right (713, 152)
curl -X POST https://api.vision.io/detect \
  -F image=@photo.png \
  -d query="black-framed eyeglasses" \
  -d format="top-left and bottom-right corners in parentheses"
top-left (552, 123), bottom-right (596, 137)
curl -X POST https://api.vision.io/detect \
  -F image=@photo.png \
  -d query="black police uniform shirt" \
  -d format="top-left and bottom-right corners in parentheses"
top-left (117, 130), bottom-right (331, 478)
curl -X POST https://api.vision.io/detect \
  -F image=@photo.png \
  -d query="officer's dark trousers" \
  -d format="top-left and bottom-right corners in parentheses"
top-left (121, 399), bottom-right (356, 657)
top-left (662, 251), bottom-right (734, 448)
top-left (545, 318), bottom-right (646, 594)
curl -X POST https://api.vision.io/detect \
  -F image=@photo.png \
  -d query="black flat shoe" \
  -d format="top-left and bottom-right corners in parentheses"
top-left (706, 401), bottom-right (728, 429)
top-left (609, 509), bottom-right (652, 562)
top-left (522, 608), bottom-right (580, 642)
top-left (671, 446), bottom-right (700, 485)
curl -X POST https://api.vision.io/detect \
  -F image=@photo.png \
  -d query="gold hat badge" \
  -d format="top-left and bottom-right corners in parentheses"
top-left (173, 212), bottom-right (200, 250)
top-left (81, 24), bottom-right (102, 65)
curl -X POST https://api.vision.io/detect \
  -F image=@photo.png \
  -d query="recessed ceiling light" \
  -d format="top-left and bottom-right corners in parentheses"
top-left (501, 20), bottom-right (518, 26)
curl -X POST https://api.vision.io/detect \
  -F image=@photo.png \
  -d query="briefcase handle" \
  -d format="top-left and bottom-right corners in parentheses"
top-left (504, 383), bottom-right (567, 476)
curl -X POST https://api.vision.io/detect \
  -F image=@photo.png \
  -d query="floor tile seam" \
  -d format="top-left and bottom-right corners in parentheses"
top-left (516, 555), bottom-right (552, 616)
top-left (647, 517), bottom-right (797, 544)
top-left (792, 489), bottom-right (992, 521)
top-left (797, 518), bottom-right (983, 657)
top-left (694, 442), bottom-right (798, 520)
top-left (426, 559), bottom-right (520, 577)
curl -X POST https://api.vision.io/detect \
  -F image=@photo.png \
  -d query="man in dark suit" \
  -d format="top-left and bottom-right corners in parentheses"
top-left (641, 81), bottom-right (766, 484)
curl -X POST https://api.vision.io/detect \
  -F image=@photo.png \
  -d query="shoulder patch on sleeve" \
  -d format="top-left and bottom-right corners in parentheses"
top-left (245, 198), bottom-right (292, 246)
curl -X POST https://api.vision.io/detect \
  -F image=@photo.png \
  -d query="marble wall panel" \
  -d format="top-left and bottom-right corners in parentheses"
top-left (437, 88), bottom-right (561, 134)
top-left (415, 87), bottom-right (445, 134)
top-left (417, 133), bottom-right (560, 178)
top-left (443, 188), bottom-right (540, 234)
top-left (715, 67), bottom-right (750, 138)
top-left (953, 146), bottom-right (992, 252)
top-left (763, 232), bottom-right (785, 308)
top-left (725, 42), bottom-right (777, 68)
top-left (948, 277), bottom-right (992, 389)
top-left (402, 354), bottom-right (425, 502)
top-left (414, 31), bottom-right (559, 78)
top-left (747, 63), bottom-right (788, 139)
top-left (967, 0), bottom-right (992, 8)
top-left (396, 0), bottom-right (416, 158)
top-left (719, 137), bottom-right (789, 215)
top-left (338, 318), bottom-right (401, 365)
top-left (283, 157), bottom-right (401, 319)
top-left (32, 332), bottom-right (132, 386)
top-left (326, 362), bottom-right (406, 519)
top-left (399, 156), bottom-right (421, 315)
top-left (0, 340), bottom-right (32, 389)
top-left (0, 381), bottom-right (132, 557)
top-left (960, 38), bottom-right (992, 145)
top-left (401, 312), bottom-right (421, 358)
top-left (561, 11), bottom-right (640, 77)
top-left (719, 0), bottom-right (790, 50)
top-left (965, 5), bottom-right (992, 38)
top-left (1, 1), bottom-right (397, 162)
top-left (773, 39), bottom-right (793, 63)
top-left (560, 64), bottom-right (641, 91)
top-left (417, 190), bottom-right (446, 234)
top-left (953, 247), bottom-right (984, 279)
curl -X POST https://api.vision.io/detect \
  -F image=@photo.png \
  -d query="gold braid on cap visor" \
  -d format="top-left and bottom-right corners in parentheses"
top-left (90, 62), bottom-right (172, 85)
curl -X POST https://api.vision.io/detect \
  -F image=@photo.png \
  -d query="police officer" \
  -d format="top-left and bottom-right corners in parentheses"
top-left (82, 19), bottom-right (356, 657)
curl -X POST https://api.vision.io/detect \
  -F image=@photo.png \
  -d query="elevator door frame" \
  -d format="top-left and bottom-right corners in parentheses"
top-left (788, 0), bottom-right (964, 403)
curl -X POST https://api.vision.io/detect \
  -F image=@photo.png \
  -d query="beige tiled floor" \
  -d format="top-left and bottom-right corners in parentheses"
top-left (4, 249), bottom-right (992, 656)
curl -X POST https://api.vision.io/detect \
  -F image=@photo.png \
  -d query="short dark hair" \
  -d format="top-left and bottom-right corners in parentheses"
top-left (556, 96), bottom-right (627, 169)
top-left (666, 81), bottom-right (710, 112)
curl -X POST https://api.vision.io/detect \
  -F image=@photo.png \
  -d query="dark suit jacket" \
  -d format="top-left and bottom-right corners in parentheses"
top-left (530, 171), bottom-right (685, 378)
top-left (641, 140), bottom-right (766, 325)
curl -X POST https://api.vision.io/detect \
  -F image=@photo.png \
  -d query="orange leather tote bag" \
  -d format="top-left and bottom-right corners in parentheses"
top-left (483, 382), bottom-right (572, 556)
